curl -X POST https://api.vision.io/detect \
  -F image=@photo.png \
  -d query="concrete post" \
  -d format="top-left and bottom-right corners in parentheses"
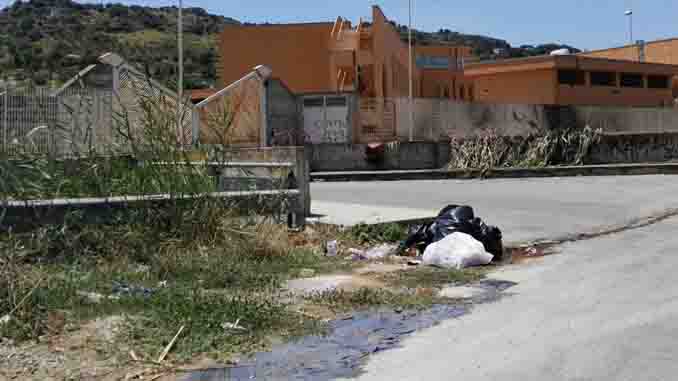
top-left (292, 146), bottom-right (311, 225)
top-left (260, 80), bottom-right (268, 147)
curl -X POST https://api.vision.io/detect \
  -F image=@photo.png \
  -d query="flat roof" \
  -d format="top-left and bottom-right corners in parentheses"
top-left (464, 55), bottom-right (678, 76)
top-left (581, 37), bottom-right (678, 55)
top-left (223, 22), bottom-right (334, 28)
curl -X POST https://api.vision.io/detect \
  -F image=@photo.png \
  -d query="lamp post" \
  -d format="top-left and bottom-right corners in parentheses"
top-left (625, 10), bottom-right (633, 45)
top-left (408, 0), bottom-right (414, 142)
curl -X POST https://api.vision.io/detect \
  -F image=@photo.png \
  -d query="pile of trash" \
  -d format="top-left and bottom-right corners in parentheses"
top-left (324, 204), bottom-right (502, 270)
top-left (400, 205), bottom-right (503, 269)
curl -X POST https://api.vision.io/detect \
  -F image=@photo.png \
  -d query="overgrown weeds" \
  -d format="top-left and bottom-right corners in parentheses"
top-left (305, 288), bottom-right (437, 312)
top-left (0, 71), bottom-right (308, 363)
top-left (449, 127), bottom-right (603, 170)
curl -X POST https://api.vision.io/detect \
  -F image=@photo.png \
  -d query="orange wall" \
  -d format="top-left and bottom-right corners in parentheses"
top-left (583, 39), bottom-right (678, 65)
top-left (472, 69), bottom-right (557, 104)
top-left (219, 23), bottom-right (333, 94)
top-left (557, 85), bottom-right (673, 107)
top-left (371, 6), bottom-right (422, 99)
top-left (583, 39), bottom-right (678, 99)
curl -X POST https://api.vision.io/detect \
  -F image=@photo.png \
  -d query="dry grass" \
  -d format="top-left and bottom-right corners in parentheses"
top-left (449, 127), bottom-right (603, 170)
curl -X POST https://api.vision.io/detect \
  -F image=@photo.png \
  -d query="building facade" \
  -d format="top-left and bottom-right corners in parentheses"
top-left (580, 38), bottom-right (678, 98)
top-left (464, 55), bottom-right (678, 107)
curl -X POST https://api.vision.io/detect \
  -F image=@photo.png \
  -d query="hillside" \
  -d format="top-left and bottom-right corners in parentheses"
top-left (0, 0), bottom-right (237, 89)
top-left (390, 23), bottom-right (581, 60)
top-left (0, 0), bottom-right (579, 89)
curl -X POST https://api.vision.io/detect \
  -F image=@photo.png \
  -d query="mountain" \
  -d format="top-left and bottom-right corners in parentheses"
top-left (0, 0), bottom-right (579, 89)
top-left (0, 0), bottom-right (238, 89)
top-left (390, 23), bottom-right (581, 60)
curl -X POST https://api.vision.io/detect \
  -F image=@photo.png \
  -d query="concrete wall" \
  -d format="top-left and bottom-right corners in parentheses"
top-left (219, 23), bottom-right (334, 93)
top-left (589, 132), bottom-right (678, 164)
top-left (388, 97), bottom-right (678, 141)
top-left (575, 106), bottom-right (678, 134)
top-left (309, 141), bottom-right (450, 171)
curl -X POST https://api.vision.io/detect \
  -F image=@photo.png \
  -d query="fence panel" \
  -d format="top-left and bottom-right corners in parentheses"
top-left (0, 88), bottom-right (57, 156)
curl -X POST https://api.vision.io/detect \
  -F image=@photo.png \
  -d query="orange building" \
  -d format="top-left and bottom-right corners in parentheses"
top-left (580, 38), bottom-right (678, 97)
top-left (464, 55), bottom-right (678, 107)
top-left (219, 6), bottom-right (473, 99)
top-left (219, 6), bottom-right (474, 142)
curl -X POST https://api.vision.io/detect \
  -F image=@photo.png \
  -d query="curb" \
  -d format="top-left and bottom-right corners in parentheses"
top-left (311, 163), bottom-right (678, 182)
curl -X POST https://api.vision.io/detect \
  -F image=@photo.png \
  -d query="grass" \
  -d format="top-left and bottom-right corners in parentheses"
top-left (377, 266), bottom-right (487, 290)
top-left (0, 219), bottom-right (345, 359)
top-left (305, 288), bottom-right (438, 313)
top-left (347, 223), bottom-right (409, 245)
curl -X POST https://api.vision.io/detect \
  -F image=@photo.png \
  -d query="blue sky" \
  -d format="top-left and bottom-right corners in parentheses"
top-left (65, 0), bottom-right (677, 50)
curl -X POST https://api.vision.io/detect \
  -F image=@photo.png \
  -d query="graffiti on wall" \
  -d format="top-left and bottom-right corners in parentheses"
top-left (303, 96), bottom-right (350, 143)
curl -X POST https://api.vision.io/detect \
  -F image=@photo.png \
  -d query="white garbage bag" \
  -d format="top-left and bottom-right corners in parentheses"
top-left (423, 232), bottom-right (494, 269)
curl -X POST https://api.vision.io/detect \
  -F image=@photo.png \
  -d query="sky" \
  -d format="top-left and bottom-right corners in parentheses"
top-left (28, 0), bottom-right (678, 50)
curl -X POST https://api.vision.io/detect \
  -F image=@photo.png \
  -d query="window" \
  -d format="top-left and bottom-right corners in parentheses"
top-left (620, 73), bottom-right (644, 88)
top-left (326, 96), bottom-right (347, 107)
top-left (558, 70), bottom-right (586, 86)
top-left (303, 97), bottom-right (324, 107)
top-left (648, 75), bottom-right (670, 89)
top-left (590, 71), bottom-right (616, 87)
top-left (459, 85), bottom-right (465, 100)
top-left (416, 56), bottom-right (450, 69)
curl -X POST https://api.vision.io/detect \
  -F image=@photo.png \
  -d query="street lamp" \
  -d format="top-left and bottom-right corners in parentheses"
top-left (625, 10), bottom-right (633, 45)
top-left (408, 0), bottom-right (414, 142)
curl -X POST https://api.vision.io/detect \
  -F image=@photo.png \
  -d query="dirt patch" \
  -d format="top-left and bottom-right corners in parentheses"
top-left (0, 315), bottom-right (126, 380)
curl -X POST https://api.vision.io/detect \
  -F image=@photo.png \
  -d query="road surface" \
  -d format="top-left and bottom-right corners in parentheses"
top-left (311, 175), bottom-right (678, 243)
top-left (342, 215), bottom-right (678, 381)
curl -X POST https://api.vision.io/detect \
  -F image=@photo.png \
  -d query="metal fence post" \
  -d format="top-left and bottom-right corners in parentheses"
top-left (191, 107), bottom-right (200, 147)
top-left (2, 85), bottom-right (7, 154)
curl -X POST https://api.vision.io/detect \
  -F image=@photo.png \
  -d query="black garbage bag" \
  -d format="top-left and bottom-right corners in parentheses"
top-left (401, 205), bottom-right (503, 261)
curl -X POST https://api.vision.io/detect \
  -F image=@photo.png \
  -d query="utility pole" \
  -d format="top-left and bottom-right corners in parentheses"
top-left (408, 0), bottom-right (414, 142)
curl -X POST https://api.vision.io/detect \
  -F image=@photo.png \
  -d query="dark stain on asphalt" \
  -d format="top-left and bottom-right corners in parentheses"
top-left (182, 280), bottom-right (517, 381)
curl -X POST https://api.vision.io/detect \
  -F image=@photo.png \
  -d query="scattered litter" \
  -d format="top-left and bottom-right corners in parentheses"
top-left (349, 248), bottom-right (368, 261)
top-left (325, 240), bottom-right (338, 257)
top-left (299, 268), bottom-right (316, 278)
top-left (112, 281), bottom-right (155, 298)
top-left (222, 318), bottom-right (247, 331)
top-left (407, 260), bottom-right (422, 266)
top-left (0, 314), bottom-right (10, 326)
top-left (134, 264), bottom-right (151, 274)
top-left (77, 291), bottom-right (120, 304)
top-left (365, 244), bottom-right (399, 259)
top-left (402, 204), bottom-right (504, 261)
top-left (157, 325), bottom-right (185, 363)
top-left (423, 232), bottom-right (494, 269)
top-left (524, 247), bottom-right (543, 257)
top-left (157, 280), bottom-right (168, 288)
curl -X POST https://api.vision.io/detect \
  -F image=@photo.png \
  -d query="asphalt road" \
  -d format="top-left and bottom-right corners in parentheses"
top-left (342, 216), bottom-right (678, 381)
top-left (311, 175), bottom-right (678, 243)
